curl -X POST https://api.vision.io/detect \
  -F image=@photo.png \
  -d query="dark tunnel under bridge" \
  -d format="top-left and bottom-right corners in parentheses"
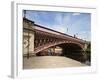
top-left (36, 42), bottom-right (87, 62)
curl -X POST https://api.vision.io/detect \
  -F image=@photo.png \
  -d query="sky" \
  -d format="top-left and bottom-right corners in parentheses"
top-left (23, 10), bottom-right (91, 41)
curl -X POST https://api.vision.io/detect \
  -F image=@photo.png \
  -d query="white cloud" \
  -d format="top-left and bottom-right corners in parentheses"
top-left (76, 31), bottom-right (91, 41)
top-left (72, 13), bottom-right (81, 16)
top-left (54, 14), bottom-right (62, 25)
top-left (48, 24), bottom-right (67, 34)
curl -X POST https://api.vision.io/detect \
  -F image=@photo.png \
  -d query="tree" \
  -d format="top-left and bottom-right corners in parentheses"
top-left (85, 42), bottom-right (91, 61)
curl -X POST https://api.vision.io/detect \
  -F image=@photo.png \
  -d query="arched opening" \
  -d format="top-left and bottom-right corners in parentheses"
top-left (36, 46), bottom-right (62, 56)
top-left (36, 42), bottom-right (86, 62)
top-left (59, 43), bottom-right (86, 62)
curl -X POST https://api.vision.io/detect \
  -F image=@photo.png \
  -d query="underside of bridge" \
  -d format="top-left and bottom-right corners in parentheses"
top-left (59, 43), bottom-right (85, 62)
top-left (36, 43), bottom-right (86, 62)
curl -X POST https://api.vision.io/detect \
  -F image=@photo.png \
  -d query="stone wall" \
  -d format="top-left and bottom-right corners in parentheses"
top-left (23, 19), bottom-right (35, 56)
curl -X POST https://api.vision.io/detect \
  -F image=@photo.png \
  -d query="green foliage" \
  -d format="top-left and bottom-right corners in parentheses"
top-left (85, 42), bottom-right (91, 61)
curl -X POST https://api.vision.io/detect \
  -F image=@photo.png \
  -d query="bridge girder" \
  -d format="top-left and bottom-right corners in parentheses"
top-left (34, 29), bottom-right (85, 54)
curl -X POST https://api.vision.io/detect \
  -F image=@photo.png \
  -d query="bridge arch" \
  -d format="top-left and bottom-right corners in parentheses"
top-left (34, 41), bottom-right (84, 53)
top-left (58, 43), bottom-right (86, 62)
top-left (35, 41), bottom-right (86, 62)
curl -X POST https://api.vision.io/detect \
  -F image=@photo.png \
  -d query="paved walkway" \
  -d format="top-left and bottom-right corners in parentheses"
top-left (23, 56), bottom-right (87, 69)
